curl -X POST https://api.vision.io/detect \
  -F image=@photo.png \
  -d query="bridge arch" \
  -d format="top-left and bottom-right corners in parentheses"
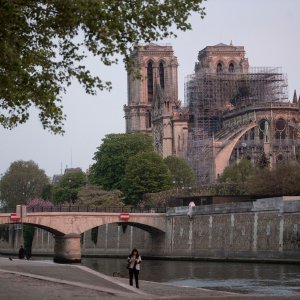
top-left (84, 221), bottom-right (165, 236)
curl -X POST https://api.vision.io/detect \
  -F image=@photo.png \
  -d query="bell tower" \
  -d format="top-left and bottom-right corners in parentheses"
top-left (124, 44), bottom-right (178, 135)
top-left (124, 44), bottom-right (185, 157)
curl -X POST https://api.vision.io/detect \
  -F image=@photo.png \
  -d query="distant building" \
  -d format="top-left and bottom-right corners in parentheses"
top-left (52, 174), bottom-right (63, 185)
top-left (124, 43), bottom-right (300, 184)
top-left (52, 167), bottom-right (83, 184)
top-left (64, 168), bottom-right (82, 174)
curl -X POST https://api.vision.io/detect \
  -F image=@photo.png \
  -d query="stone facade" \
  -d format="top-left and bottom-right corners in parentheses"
top-left (124, 43), bottom-right (188, 158)
top-left (219, 102), bottom-right (300, 176)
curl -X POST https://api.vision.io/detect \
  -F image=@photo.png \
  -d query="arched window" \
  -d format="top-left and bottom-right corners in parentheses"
top-left (250, 128), bottom-right (255, 140)
top-left (146, 110), bottom-right (152, 128)
top-left (275, 118), bottom-right (286, 140)
top-left (259, 119), bottom-right (269, 140)
top-left (159, 61), bottom-right (165, 89)
top-left (229, 63), bottom-right (235, 73)
top-left (217, 63), bottom-right (223, 73)
top-left (147, 61), bottom-right (153, 103)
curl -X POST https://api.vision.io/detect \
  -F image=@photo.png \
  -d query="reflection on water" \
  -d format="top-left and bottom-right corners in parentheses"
top-left (81, 257), bottom-right (300, 296)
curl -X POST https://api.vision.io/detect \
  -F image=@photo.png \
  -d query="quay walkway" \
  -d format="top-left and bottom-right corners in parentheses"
top-left (0, 257), bottom-right (299, 300)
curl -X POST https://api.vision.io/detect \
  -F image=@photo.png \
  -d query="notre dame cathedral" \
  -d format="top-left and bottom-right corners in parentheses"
top-left (124, 43), bottom-right (300, 184)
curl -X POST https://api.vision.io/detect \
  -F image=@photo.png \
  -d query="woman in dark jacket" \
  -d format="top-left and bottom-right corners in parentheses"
top-left (127, 248), bottom-right (141, 288)
top-left (18, 245), bottom-right (26, 259)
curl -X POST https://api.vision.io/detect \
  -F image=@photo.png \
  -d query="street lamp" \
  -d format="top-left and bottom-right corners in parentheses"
top-left (173, 179), bottom-right (184, 195)
top-left (16, 204), bottom-right (26, 246)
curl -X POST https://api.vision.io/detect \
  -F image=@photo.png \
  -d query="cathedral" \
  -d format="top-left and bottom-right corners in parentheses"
top-left (124, 43), bottom-right (300, 184)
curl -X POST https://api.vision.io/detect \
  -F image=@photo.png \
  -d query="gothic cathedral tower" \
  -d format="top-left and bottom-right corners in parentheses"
top-left (124, 44), bottom-right (187, 157)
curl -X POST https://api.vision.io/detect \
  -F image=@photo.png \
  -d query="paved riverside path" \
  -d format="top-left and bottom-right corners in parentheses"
top-left (0, 257), bottom-right (299, 300)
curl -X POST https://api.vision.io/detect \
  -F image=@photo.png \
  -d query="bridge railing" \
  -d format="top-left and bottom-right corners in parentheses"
top-left (0, 206), bottom-right (167, 214)
top-left (0, 207), bottom-right (16, 213)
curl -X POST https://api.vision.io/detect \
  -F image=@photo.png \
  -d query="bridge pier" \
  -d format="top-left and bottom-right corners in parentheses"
top-left (53, 233), bottom-right (81, 263)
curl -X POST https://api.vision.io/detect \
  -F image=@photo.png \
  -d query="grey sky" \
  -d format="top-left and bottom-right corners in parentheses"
top-left (0, 0), bottom-right (299, 179)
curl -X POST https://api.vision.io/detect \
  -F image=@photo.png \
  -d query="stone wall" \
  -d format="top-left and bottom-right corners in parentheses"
top-left (161, 197), bottom-right (300, 260)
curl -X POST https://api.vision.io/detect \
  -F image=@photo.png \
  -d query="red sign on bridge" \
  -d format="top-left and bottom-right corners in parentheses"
top-left (10, 213), bottom-right (21, 222)
top-left (119, 213), bottom-right (130, 221)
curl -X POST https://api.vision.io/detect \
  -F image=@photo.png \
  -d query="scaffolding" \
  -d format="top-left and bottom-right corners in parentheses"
top-left (184, 67), bottom-right (288, 184)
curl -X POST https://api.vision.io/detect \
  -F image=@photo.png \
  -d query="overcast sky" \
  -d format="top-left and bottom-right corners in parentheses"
top-left (0, 0), bottom-right (299, 179)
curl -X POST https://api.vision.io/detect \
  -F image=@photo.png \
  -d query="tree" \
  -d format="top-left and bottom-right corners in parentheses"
top-left (0, 160), bottom-right (49, 207)
top-left (122, 151), bottom-right (172, 205)
top-left (76, 185), bottom-right (124, 208)
top-left (246, 162), bottom-right (300, 196)
top-left (27, 198), bottom-right (54, 211)
top-left (218, 159), bottom-right (254, 184)
top-left (216, 159), bottom-right (255, 195)
top-left (164, 156), bottom-right (196, 188)
top-left (256, 151), bottom-right (270, 169)
top-left (0, 1), bottom-right (206, 133)
top-left (41, 184), bottom-right (53, 201)
top-left (89, 133), bottom-right (153, 190)
top-left (52, 171), bottom-right (86, 204)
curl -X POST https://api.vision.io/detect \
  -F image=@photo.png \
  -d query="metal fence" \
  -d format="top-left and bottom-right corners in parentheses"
top-left (0, 206), bottom-right (167, 214)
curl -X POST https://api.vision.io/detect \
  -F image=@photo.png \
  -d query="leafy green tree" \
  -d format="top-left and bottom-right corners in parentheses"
top-left (41, 184), bottom-right (53, 200)
top-left (52, 171), bottom-right (86, 204)
top-left (122, 151), bottom-right (172, 205)
top-left (218, 159), bottom-right (254, 184)
top-left (59, 171), bottom-right (86, 189)
top-left (256, 151), bottom-right (270, 169)
top-left (89, 133), bottom-right (153, 190)
top-left (164, 156), bottom-right (196, 188)
top-left (0, 0), bottom-right (206, 133)
top-left (0, 160), bottom-right (49, 207)
top-left (212, 182), bottom-right (248, 195)
top-left (52, 186), bottom-right (74, 204)
top-left (246, 162), bottom-right (300, 196)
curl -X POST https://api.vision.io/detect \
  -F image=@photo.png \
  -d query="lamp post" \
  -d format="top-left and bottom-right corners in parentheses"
top-left (173, 179), bottom-right (184, 196)
top-left (172, 180), bottom-right (177, 195)
top-left (16, 204), bottom-right (26, 246)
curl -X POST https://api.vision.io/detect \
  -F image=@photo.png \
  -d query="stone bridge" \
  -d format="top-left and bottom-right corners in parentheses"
top-left (0, 212), bottom-right (166, 263)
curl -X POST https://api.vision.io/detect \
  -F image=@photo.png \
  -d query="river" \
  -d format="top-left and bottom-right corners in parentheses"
top-left (81, 257), bottom-right (300, 296)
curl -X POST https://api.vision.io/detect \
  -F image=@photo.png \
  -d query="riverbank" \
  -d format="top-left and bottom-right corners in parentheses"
top-left (2, 250), bottom-right (300, 265)
top-left (83, 254), bottom-right (300, 265)
top-left (0, 256), bottom-right (299, 299)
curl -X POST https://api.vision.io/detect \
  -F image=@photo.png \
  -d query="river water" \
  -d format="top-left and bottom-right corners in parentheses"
top-left (81, 257), bottom-right (300, 296)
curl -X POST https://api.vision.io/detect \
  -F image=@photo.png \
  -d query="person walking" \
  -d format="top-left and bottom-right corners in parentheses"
top-left (18, 245), bottom-right (26, 259)
top-left (127, 248), bottom-right (141, 288)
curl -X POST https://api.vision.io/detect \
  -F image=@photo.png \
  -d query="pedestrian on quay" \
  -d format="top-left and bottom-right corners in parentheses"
top-left (127, 248), bottom-right (141, 288)
top-left (18, 245), bottom-right (26, 259)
